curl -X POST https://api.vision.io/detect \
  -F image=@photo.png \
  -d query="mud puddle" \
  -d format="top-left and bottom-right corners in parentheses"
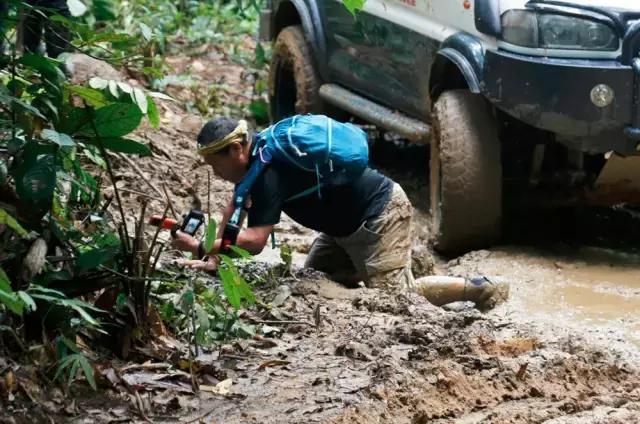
top-left (368, 138), bottom-right (640, 356)
top-left (545, 248), bottom-right (640, 342)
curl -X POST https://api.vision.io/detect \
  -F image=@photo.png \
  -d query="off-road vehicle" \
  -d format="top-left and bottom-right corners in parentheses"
top-left (260, 0), bottom-right (640, 254)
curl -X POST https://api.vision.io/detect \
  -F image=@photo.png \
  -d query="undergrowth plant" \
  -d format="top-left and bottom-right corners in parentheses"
top-left (157, 219), bottom-right (256, 349)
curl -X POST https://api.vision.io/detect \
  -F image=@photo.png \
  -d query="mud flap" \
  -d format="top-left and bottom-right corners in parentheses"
top-left (587, 153), bottom-right (640, 205)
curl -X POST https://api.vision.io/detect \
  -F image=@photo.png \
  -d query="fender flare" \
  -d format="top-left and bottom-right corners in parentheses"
top-left (273, 0), bottom-right (328, 77)
top-left (434, 33), bottom-right (486, 94)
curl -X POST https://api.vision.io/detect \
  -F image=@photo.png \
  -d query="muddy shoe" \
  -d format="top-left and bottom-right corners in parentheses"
top-left (467, 277), bottom-right (509, 312)
top-left (415, 275), bottom-right (509, 311)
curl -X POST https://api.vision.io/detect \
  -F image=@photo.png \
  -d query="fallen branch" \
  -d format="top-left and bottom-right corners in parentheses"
top-left (251, 319), bottom-right (311, 326)
top-left (119, 362), bottom-right (171, 373)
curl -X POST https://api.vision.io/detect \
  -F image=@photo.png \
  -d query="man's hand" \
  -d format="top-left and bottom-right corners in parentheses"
top-left (177, 256), bottom-right (219, 274)
top-left (171, 230), bottom-right (200, 255)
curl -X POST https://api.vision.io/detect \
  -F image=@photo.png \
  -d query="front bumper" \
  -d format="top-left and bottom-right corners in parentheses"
top-left (482, 49), bottom-right (640, 153)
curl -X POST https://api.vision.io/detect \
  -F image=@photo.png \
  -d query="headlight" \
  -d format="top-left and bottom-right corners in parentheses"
top-left (501, 10), bottom-right (618, 51)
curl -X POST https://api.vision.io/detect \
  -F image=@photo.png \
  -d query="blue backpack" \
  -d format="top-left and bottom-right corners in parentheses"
top-left (235, 114), bottom-right (369, 206)
top-left (224, 115), bottom-right (369, 242)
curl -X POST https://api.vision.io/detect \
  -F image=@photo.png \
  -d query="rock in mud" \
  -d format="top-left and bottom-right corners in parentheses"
top-left (62, 53), bottom-right (124, 85)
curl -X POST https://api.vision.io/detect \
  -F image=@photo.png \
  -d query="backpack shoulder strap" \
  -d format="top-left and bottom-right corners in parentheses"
top-left (230, 138), bottom-right (272, 224)
top-left (284, 182), bottom-right (324, 203)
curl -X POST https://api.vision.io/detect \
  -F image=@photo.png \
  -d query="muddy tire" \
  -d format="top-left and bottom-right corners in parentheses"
top-left (430, 90), bottom-right (502, 255)
top-left (268, 26), bottom-right (323, 122)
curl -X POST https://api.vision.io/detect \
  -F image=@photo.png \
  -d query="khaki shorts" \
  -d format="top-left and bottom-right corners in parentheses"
top-left (304, 184), bottom-right (415, 292)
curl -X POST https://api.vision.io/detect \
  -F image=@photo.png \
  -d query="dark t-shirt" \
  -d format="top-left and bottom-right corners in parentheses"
top-left (247, 162), bottom-right (394, 237)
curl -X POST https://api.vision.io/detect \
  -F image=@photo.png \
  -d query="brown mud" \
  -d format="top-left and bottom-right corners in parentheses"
top-left (107, 39), bottom-right (640, 423)
top-left (4, 38), bottom-right (640, 423)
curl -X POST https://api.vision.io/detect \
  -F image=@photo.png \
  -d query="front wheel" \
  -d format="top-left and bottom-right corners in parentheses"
top-left (430, 90), bottom-right (502, 255)
top-left (268, 25), bottom-right (323, 122)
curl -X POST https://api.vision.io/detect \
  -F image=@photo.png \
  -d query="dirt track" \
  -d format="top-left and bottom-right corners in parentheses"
top-left (91, 42), bottom-right (640, 423)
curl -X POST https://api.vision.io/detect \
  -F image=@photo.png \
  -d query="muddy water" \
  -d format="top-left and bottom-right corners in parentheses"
top-left (516, 247), bottom-right (640, 347)
top-left (446, 245), bottom-right (640, 359)
top-left (369, 139), bottom-right (640, 356)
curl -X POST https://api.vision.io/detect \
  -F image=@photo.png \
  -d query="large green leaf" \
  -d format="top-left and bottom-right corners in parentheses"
top-left (69, 303), bottom-right (100, 326)
top-left (0, 93), bottom-right (46, 119)
top-left (148, 91), bottom-right (175, 102)
top-left (94, 0), bottom-right (117, 20)
top-left (0, 208), bottom-right (28, 236)
top-left (18, 291), bottom-right (37, 312)
top-left (218, 266), bottom-right (241, 310)
top-left (42, 129), bottom-right (75, 147)
top-left (69, 359), bottom-right (79, 387)
top-left (0, 269), bottom-right (23, 315)
top-left (82, 146), bottom-right (107, 168)
top-left (108, 80), bottom-right (119, 98)
top-left (219, 255), bottom-right (255, 309)
top-left (343, 0), bottom-right (366, 15)
top-left (18, 54), bottom-right (63, 78)
top-left (69, 104), bottom-right (142, 138)
top-left (204, 219), bottom-right (217, 254)
top-left (84, 137), bottom-right (151, 156)
top-left (132, 88), bottom-right (148, 114)
top-left (92, 103), bottom-right (142, 137)
top-left (77, 354), bottom-right (97, 390)
top-left (0, 268), bottom-right (11, 292)
top-left (58, 107), bottom-right (90, 136)
top-left (229, 245), bottom-right (251, 259)
top-left (66, 85), bottom-right (109, 108)
top-left (54, 355), bottom-right (76, 382)
top-left (76, 247), bottom-right (118, 274)
top-left (0, 290), bottom-right (23, 315)
top-left (146, 96), bottom-right (159, 128)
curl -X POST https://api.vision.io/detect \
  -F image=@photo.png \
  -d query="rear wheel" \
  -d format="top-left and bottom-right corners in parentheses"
top-left (430, 90), bottom-right (502, 255)
top-left (268, 25), bottom-right (323, 122)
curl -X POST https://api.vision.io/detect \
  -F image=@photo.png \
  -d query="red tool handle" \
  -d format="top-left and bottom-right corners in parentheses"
top-left (148, 215), bottom-right (178, 230)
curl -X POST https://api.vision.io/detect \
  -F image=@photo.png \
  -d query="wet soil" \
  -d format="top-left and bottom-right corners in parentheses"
top-left (113, 41), bottom-right (640, 422)
top-left (5, 38), bottom-right (640, 423)
top-left (167, 276), bottom-right (640, 424)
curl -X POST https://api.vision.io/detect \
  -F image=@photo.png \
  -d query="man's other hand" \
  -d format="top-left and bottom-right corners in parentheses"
top-left (177, 257), bottom-right (219, 274)
top-left (171, 230), bottom-right (200, 255)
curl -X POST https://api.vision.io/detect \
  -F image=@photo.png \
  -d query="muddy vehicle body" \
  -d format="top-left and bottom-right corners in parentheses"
top-left (260, 0), bottom-right (640, 254)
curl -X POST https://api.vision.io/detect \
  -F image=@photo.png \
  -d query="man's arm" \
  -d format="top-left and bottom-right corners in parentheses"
top-left (173, 224), bottom-right (273, 257)
top-left (234, 225), bottom-right (272, 255)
